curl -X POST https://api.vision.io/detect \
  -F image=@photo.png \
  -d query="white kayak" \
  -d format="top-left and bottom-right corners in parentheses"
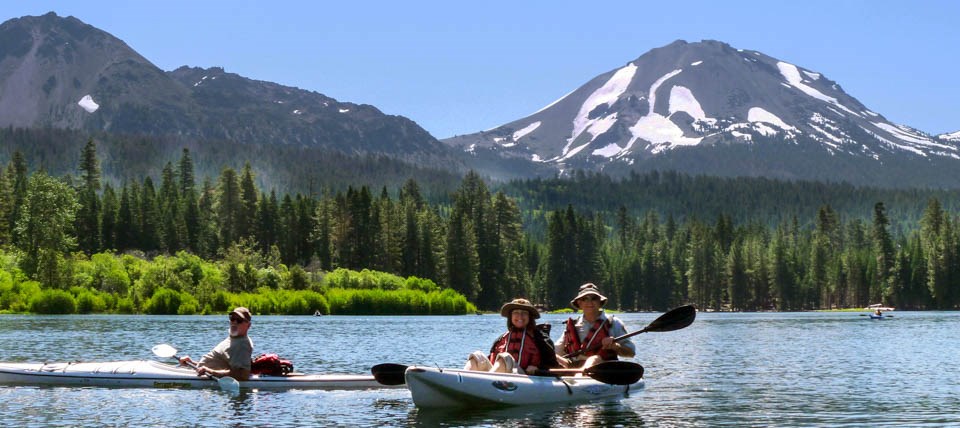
top-left (404, 366), bottom-right (643, 408)
top-left (0, 360), bottom-right (399, 390)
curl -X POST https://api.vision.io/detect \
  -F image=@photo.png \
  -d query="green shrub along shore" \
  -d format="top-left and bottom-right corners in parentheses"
top-left (0, 249), bottom-right (476, 315)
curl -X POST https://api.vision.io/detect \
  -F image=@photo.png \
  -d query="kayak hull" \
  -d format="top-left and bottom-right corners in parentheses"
top-left (868, 314), bottom-right (888, 320)
top-left (0, 360), bottom-right (397, 390)
top-left (404, 366), bottom-right (643, 408)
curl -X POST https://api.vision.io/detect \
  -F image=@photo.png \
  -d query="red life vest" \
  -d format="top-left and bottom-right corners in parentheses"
top-left (562, 317), bottom-right (618, 363)
top-left (489, 328), bottom-right (542, 369)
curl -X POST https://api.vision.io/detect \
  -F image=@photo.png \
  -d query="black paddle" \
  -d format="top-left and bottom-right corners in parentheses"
top-left (535, 360), bottom-right (644, 385)
top-left (371, 361), bottom-right (644, 386)
top-left (371, 363), bottom-right (409, 386)
top-left (562, 304), bottom-right (697, 359)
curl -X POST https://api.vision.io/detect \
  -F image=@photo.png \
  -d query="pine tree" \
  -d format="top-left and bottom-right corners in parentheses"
top-left (418, 208), bottom-right (441, 283)
top-left (255, 191), bottom-right (276, 253)
top-left (178, 149), bottom-right (200, 252)
top-left (197, 178), bottom-right (219, 258)
top-left (75, 139), bottom-right (101, 253)
top-left (313, 194), bottom-right (332, 270)
top-left (295, 194), bottom-right (316, 265)
top-left (278, 194), bottom-right (298, 264)
top-left (177, 148), bottom-right (196, 196)
top-left (159, 162), bottom-right (183, 252)
top-left (216, 167), bottom-right (242, 247)
top-left (100, 184), bottom-right (118, 250)
top-left (401, 204), bottom-right (420, 277)
top-left (0, 169), bottom-right (11, 245)
top-left (139, 177), bottom-right (161, 252)
top-left (726, 238), bottom-right (747, 311)
top-left (445, 206), bottom-right (479, 301)
top-left (544, 206), bottom-right (578, 309)
top-left (872, 202), bottom-right (895, 303)
top-left (8, 151), bottom-right (28, 245)
top-left (116, 184), bottom-right (136, 251)
top-left (492, 192), bottom-right (525, 302)
top-left (239, 163), bottom-right (258, 240)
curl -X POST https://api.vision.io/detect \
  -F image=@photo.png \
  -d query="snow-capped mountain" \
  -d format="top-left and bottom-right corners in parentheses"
top-left (445, 40), bottom-right (960, 186)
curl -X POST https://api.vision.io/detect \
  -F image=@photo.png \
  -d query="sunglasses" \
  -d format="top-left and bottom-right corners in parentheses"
top-left (578, 295), bottom-right (600, 302)
top-left (229, 316), bottom-right (246, 323)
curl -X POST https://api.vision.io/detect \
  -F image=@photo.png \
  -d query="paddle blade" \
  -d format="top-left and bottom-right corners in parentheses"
top-left (643, 305), bottom-right (697, 333)
top-left (218, 376), bottom-right (240, 393)
top-left (583, 361), bottom-right (644, 385)
top-left (152, 344), bottom-right (178, 359)
top-left (371, 363), bottom-right (408, 386)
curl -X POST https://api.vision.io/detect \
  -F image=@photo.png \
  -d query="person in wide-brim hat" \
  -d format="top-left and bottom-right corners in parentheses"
top-left (557, 283), bottom-right (636, 370)
top-left (500, 298), bottom-right (541, 319)
top-left (464, 297), bottom-right (558, 374)
top-left (570, 283), bottom-right (608, 309)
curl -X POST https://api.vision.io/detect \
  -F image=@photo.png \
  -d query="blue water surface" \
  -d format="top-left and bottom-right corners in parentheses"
top-left (0, 311), bottom-right (958, 427)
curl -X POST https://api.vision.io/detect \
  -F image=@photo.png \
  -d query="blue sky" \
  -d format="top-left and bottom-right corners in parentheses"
top-left (4, 1), bottom-right (958, 138)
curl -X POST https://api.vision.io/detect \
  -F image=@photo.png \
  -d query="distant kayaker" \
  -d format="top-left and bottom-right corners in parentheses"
top-left (464, 298), bottom-right (559, 374)
top-left (179, 307), bottom-right (254, 381)
top-left (556, 283), bottom-right (636, 369)
top-left (875, 309), bottom-right (883, 316)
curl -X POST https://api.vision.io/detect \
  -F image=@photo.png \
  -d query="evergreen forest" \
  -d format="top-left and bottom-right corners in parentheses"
top-left (2, 137), bottom-right (960, 315)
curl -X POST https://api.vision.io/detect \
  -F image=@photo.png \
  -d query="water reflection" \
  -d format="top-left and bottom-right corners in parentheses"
top-left (408, 401), bottom-right (643, 427)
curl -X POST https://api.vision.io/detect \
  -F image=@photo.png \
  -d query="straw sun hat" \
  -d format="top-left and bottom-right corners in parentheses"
top-left (570, 283), bottom-right (608, 309)
top-left (499, 298), bottom-right (540, 319)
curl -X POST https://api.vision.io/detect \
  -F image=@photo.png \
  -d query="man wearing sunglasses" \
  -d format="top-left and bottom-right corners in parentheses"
top-left (555, 284), bottom-right (635, 369)
top-left (179, 307), bottom-right (254, 381)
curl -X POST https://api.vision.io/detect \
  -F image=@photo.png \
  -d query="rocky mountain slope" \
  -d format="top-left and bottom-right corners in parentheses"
top-left (0, 12), bottom-right (459, 167)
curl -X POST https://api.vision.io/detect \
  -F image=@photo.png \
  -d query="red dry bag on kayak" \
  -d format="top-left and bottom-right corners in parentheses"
top-left (250, 353), bottom-right (294, 376)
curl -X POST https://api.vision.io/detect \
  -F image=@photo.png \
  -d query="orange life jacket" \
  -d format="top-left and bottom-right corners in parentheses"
top-left (562, 317), bottom-right (618, 363)
top-left (489, 328), bottom-right (542, 368)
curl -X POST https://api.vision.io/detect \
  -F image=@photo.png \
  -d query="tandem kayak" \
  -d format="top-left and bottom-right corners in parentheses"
top-left (0, 360), bottom-right (399, 390)
top-left (403, 366), bottom-right (643, 408)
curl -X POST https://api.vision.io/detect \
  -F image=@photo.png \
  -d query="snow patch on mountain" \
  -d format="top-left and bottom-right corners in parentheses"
top-left (615, 68), bottom-right (705, 155)
top-left (565, 63), bottom-right (637, 156)
top-left (939, 131), bottom-right (960, 142)
top-left (78, 95), bottom-right (99, 113)
top-left (648, 69), bottom-right (682, 115)
top-left (669, 86), bottom-right (708, 120)
top-left (593, 143), bottom-right (624, 158)
top-left (873, 122), bottom-right (931, 145)
top-left (512, 121), bottom-right (541, 142)
top-left (748, 107), bottom-right (795, 131)
top-left (860, 125), bottom-right (926, 156)
top-left (777, 62), bottom-right (858, 116)
top-left (628, 113), bottom-right (703, 154)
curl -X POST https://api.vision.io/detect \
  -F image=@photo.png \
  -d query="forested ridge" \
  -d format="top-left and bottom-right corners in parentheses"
top-left (0, 127), bottom-right (461, 200)
top-left (2, 137), bottom-right (960, 314)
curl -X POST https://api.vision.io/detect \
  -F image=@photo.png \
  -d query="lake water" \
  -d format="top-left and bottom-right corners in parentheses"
top-left (1, 311), bottom-right (958, 427)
